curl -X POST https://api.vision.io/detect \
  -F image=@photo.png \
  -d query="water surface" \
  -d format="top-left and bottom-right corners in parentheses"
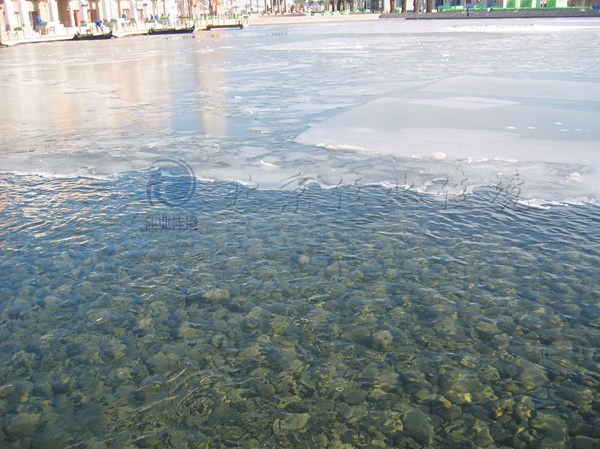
top-left (0, 18), bottom-right (599, 449)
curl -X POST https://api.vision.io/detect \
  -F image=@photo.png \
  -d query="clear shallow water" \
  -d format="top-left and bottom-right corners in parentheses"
top-left (0, 18), bottom-right (600, 449)
top-left (0, 175), bottom-right (599, 448)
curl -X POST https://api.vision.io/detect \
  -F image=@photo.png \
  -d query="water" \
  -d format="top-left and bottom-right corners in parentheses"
top-left (0, 19), bottom-right (599, 449)
top-left (2, 19), bottom-right (600, 202)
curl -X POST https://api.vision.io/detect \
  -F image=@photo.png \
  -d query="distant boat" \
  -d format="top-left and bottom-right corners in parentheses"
top-left (72, 30), bottom-right (114, 41)
top-left (205, 23), bottom-right (244, 30)
top-left (147, 25), bottom-right (195, 35)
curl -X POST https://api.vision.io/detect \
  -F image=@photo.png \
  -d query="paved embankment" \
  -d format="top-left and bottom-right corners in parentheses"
top-left (381, 9), bottom-right (600, 19)
top-left (247, 13), bottom-right (381, 26)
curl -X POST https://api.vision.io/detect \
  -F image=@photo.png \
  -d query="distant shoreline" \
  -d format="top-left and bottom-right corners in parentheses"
top-left (383, 9), bottom-right (600, 19)
top-left (3, 10), bottom-right (598, 47)
top-left (248, 9), bottom-right (600, 27)
top-left (247, 13), bottom-right (381, 26)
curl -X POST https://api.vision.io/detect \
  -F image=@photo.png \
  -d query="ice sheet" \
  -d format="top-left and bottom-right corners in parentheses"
top-left (0, 19), bottom-right (599, 205)
top-left (296, 76), bottom-right (600, 202)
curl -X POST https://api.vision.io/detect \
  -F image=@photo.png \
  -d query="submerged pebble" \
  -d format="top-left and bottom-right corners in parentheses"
top-left (403, 407), bottom-right (435, 444)
top-left (0, 384), bottom-right (16, 399)
top-left (272, 412), bottom-right (310, 435)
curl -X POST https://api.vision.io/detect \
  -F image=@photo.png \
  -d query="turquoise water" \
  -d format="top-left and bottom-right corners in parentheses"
top-left (0, 174), bottom-right (598, 448)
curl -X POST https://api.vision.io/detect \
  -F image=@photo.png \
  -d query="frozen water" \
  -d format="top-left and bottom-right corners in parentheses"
top-left (0, 18), bottom-right (599, 204)
top-left (296, 76), bottom-right (600, 202)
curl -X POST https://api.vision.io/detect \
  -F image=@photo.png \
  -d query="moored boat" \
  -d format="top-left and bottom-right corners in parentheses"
top-left (72, 30), bottom-right (114, 40)
top-left (147, 25), bottom-right (195, 35)
top-left (205, 23), bottom-right (244, 30)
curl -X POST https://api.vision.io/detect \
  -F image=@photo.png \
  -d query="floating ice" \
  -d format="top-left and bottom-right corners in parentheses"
top-left (295, 73), bottom-right (600, 204)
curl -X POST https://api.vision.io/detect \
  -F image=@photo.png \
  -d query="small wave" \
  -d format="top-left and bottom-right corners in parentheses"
top-left (0, 169), bottom-right (114, 181)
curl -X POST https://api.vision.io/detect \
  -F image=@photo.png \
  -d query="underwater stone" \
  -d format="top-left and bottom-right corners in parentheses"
top-left (242, 315), bottom-right (262, 330)
top-left (446, 426), bottom-right (472, 447)
top-left (202, 288), bottom-right (230, 302)
top-left (364, 330), bottom-right (393, 352)
top-left (367, 388), bottom-right (391, 402)
top-left (475, 321), bottom-right (500, 335)
top-left (310, 435), bottom-right (329, 447)
top-left (515, 396), bottom-right (536, 422)
top-left (315, 398), bottom-right (335, 412)
top-left (413, 389), bottom-right (440, 404)
top-left (145, 352), bottom-right (178, 372)
top-left (511, 435), bottom-right (529, 449)
top-left (387, 411), bottom-right (404, 432)
top-left (0, 383), bottom-right (16, 399)
top-left (363, 410), bottom-right (388, 430)
top-left (173, 321), bottom-right (204, 339)
top-left (10, 351), bottom-right (37, 372)
top-left (335, 402), bottom-right (353, 421)
top-left (492, 334), bottom-right (511, 350)
top-left (531, 412), bottom-right (567, 444)
top-left (133, 432), bottom-right (165, 447)
top-left (221, 425), bottom-right (244, 441)
top-left (298, 255), bottom-right (310, 265)
top-left (475, 385), bottom-right (499, 403)
top-left (76, 403), bottom-right (108, 432)
top-left (572, 435), bottom-right (600, 449)
top-left (501, 362), bottom-right (520, 379)
top-left (479, 365), bottom-right (501, 383)
top-left (365, 410), bottom-right (402, 434)
top-left (517, 362), bottom-right (548, 390)
top-left (438, 405), bottom-right (462, 420)
top-left (403, 407), bottom-right (434, 444)
top-left (492, 398), bottom-right (515, 420)
top-left (239, 344), bottom-right (262, 360)
top-left (6, 412), bottom-right (41, 438)
top-left (469, 405), bottom-right (492, 421)
top-left (346, 405), bottom-right (369, 424)
top-left (442, 379), bottom-right (480, 405)
top-left (42, 295), bottom-right (63, 311)
top-left (272, 412), bottom-right (310, 435)
top-left (100, 339), bottom-right (127, 360)
top-left (489, 422), bottom-right (514, 442)
top-left (32, 382), bottom-right (53, 398)
top-left (536, 438), bottom-right (566, 449)
top-left (50, 373), bottom-right (73, 395)
top-left (7, 302), bottom-right (28, 319)
top-left (567, 420), bottom-right (600, 439)
top-left (329, 443), bottom-right (355, 449)
top-left (9, 381), bottom-right (34, 403)
top-left (399, 370), bottom-right (431, 388)
top-left (517, 313), bottom-right (545, 331)
top-left (467, 419), bottom-right (494, 447)
top-left (270, 316), bottom-right (293, 335)
top-left (553, 386), bottom-right (593, 405)
top-left (277, 395), bottom-right (303, 410)
top-left (342, 387), bottom-right (368, 405)
top-left (358, 364), bottom-right (393, 388)
top-left (111, 367), bottom-right (135, 383)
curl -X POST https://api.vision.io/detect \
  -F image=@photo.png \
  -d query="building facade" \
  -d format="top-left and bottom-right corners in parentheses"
top-left (1, 0), bottom-right (186, 32)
